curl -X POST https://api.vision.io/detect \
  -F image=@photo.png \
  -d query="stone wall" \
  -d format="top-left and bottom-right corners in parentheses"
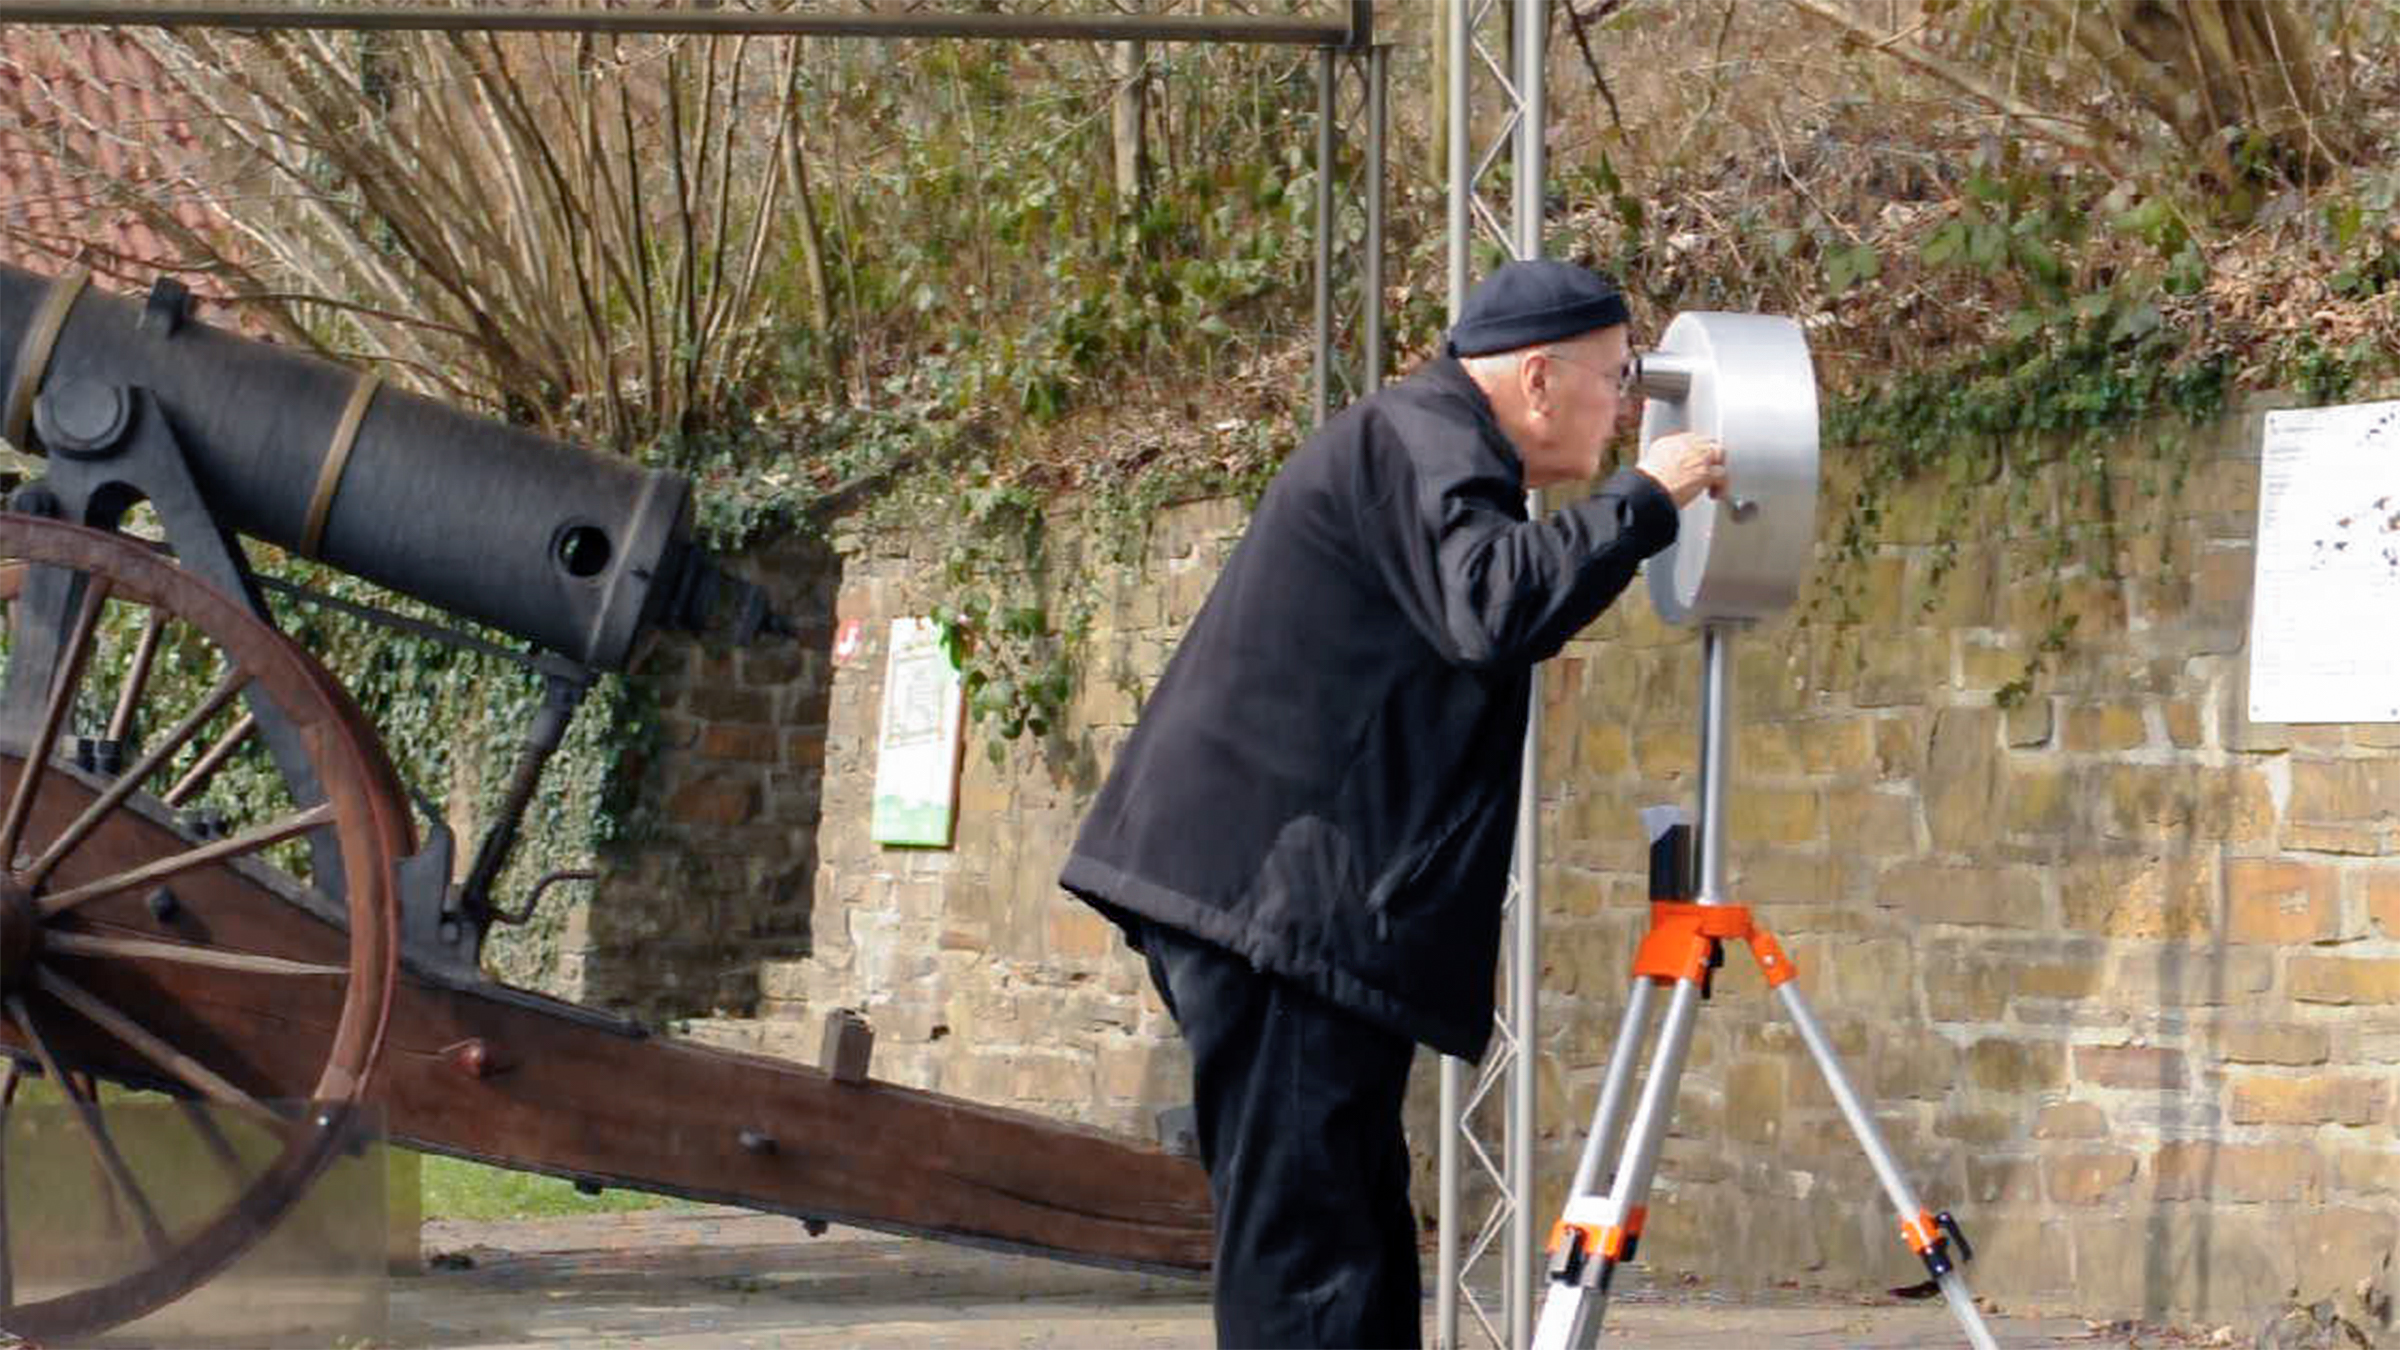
top-left (637, 394), bottom-right (2400, 1328)
top-left (1534, 394), bottom-right (2399, 1323)
top-left (566, 529), bottom-right (842, 1017)
top-left (677, 498), bottom-right (1249, 1144)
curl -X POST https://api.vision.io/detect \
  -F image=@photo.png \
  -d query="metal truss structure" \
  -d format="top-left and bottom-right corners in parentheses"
top-left (1436, 2), bottom-right (1551, 1346)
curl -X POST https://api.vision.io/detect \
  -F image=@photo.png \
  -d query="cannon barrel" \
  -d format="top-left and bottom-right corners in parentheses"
top-left (0, 262), bottom-right (726, 671)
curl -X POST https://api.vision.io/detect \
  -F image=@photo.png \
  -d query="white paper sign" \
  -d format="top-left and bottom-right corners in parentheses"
top-left (2247, 400), bottom-right (2400, 723)
top-left (870, 618), bottom-right (964, 845)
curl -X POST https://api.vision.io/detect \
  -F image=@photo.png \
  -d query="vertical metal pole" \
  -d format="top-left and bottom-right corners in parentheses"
top-left (1506, 3), bottom-right (1548, 1343)
top-left (1436, 3), bottom-right (1472, 1342)
top-left (1311, 46), bottom-right (1336, 428)
top-left (1361, 43), bottom-right (1387, 394)
top-left (1696, 624), bottom-right (1734, 904)
top-left (1513, 0), bottom-right (1547, 263)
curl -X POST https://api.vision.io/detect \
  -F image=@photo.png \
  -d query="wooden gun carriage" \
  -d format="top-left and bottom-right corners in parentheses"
top-left (0, 261), bottom-right (1209, 1342)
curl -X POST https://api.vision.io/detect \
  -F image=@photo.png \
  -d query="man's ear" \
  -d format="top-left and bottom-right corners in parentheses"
top-left (1519, 352), bottom-right (1553, 415)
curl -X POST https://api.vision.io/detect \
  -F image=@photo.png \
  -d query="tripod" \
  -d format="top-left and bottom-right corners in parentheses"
top-left (1532, 623), bottom-right (1999, 1350)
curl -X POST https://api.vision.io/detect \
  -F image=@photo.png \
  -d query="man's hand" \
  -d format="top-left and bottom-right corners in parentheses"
top-left (1635, 431), bottom-right (1728, 508)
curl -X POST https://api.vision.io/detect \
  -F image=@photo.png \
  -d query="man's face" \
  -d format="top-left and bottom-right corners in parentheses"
top-left (1519, 327), bottom-right (1632, 489)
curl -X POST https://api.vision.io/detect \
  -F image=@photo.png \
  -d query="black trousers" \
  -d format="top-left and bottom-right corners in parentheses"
top-left (1138, 921), bottom-right (1422, 1350)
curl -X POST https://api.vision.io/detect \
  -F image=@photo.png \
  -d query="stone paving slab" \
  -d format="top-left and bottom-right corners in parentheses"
top-left (368, 1207), bottom-right (2193, 1350)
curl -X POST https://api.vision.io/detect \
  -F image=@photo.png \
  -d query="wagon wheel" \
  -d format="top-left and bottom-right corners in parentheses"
top-left (0, 516), bottom-right (407, 1343)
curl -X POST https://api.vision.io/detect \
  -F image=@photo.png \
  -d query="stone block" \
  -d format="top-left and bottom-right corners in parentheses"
top-left (2074, 1043), bottom-right (2188, 1091)
top-left (1734, 852), bottom-right (1850, 911)
top-left (690, 684), bottom-right (774, 724)
top-left (2060, 855), bottom-right (2212, 941)
top-left (1919, 546), bottom-right (1999, 628)
top-left (2162, 699), bottom-right (2205, 749)
top-left (1958, 632), bottom-right (2024, 693)
top-left (2293, 1208), bottom-right (2400, 1307)
top-left (2150, 1140), bottom-right (2322, 1203)
top-left (1045, 903), bottom-right (1118, 964)
top-left (1967, 1037), bottom-right (2070, 1093)
top-left (1934, 1106), bottom-right (2020, 1146)
top-left (2287, 759), bottom-right (2400, 855)
top-left (1577, 722), bottom-right (1632, 776)
top-left (2186, 546), bottom-right (2254, 646)
top-left (1870, 1031), bottom-right (1961, 1102)
top-left (1727, 787), bottom-right (1821, 845)
top-left (2001, 761), bottom-right (2079, 837)
top-left (1923, 708), bottom-right (2005, 851)
top-left (666, 773), bottom-right (761, 827)
top-left (2223, 859), bottom-right (2342, 944)
top-left (1735, 721), bottom-right (1805, 778)
top-left (2045, 1149), bottom-right (2138, 1206)
top-left (2067, 1206), bottom-right (2298, 1324)
top-left (1797, 718), bottom-right (1878, 778)
top-left (2227, 1074), bottom-right (2387, 1126)
top-left (700, 723), bottom-right (783, 763)
top-left (1095, 1035), bottom-right (1187, 1104)
top-left (1972, 1215), bottom-right (2076, 1308)
top-left (1855, 638), bottom-right (1945, 708)
top-left (1807, 937), bottom-right (1919, 1020)
top-left (1722, 1057), bottom-right (1787, 1147)
top-left (1967, 1155), bottom-right (2042, 1207)
top-left (2005, 694), bottom-right (2054, 749)
top-left (2107, 945), bottom-right (2273, 1007)
top-left (1880, 862), bottom-right (2045, 928)
top-left (1854, 553), bottom-right (1910, 623)
top-left (2291, 956), bottom-right (2400, 1005)
top-left (2215, 1021), bottom-right (2332, 1066)
top-left (2365, 868), bottom-right (2400, 942)
top-left (2333, 1148), bottom-right (2400, 1196)
top-left (2062, 702), bottom-right (2150, 752)
top-left (1874, 714), bottom-right (1926, 781)
top-left (1824, 788), bottom-right (1917, 852)
top-left (1634, 723), bottom-right (1698, 778)
top-left (2033, 1101), bottom-right (2109, 1139)
top-left (1922, 936), bottom-right (2104, 1022)
top-left (1009, 1050), bottom-right (1094, 1103)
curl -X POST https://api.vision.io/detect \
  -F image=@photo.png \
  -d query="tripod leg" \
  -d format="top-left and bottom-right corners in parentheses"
top-left (1535, 976), bottom-right (1707, 1350)
top-left (1562, 976), bottom-right (1658, 1202)
top-left (1775, 980), bottom-right (2001, 1350)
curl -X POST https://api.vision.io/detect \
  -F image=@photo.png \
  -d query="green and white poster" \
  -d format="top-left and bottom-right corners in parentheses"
top-left (870, 617), bottom-right (965, 846)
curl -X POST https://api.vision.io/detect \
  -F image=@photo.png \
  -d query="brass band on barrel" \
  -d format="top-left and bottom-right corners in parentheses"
top-left (4, 265), bottom-right (89, 452)
top-left (300, 370), bottom-right (381, 560)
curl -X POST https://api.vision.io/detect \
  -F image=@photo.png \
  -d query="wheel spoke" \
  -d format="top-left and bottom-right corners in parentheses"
top-left (104, 605), bottom-right (167, 746)
top-left (44, 930), bottom-right (346, 977)
top-left (162, 711), bottom-right (257, 809)
top-left (38, 800), bottom-right (334, 917)
top-left (22, 670), bottom-right (251, 889)
top-left (3, 994), bottom-right (171, 1257)
top-left (175, 1097), bottom-right (252, 1191)
top-left (32, 968), bottom-right (272, 1120)
top-left (0, 574), bottom-right (113, 867)
top-left (0, 1057), bottom-right (16, 1310)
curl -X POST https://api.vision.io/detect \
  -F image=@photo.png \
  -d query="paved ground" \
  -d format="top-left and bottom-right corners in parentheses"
top-left (348, 1206), bottom-right (2201, 1350)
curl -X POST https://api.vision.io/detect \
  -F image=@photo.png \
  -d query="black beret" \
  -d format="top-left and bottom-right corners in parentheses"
top-left (1445, 260), bottom-right (1630, 357)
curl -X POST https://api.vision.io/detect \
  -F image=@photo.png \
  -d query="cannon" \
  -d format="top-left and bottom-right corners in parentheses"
top-left (0, 262), bottom-right (1209, 1342)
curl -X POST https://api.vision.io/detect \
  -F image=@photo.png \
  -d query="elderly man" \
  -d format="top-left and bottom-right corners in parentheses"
top-left (1061, 260), bottom-right (1725, 1348)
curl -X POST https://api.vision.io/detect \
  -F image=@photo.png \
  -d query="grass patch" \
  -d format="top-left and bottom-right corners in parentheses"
top-left (417, 1152), bottom-right (692, 1223)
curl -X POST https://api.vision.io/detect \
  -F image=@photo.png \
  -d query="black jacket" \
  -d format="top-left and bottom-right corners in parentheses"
top-left (1059, 356), bottom-right (1679, 1059)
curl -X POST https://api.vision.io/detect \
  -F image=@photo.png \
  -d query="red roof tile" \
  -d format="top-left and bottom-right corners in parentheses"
top-left (0, 28), bottom-right (243, 305)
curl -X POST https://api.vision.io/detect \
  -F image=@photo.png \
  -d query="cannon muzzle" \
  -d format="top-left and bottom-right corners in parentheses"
top-left (0, 263), bottom-right (767, 670)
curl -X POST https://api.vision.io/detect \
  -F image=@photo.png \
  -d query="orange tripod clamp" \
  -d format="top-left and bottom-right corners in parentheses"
top-left (1631, 901), bottom-right (1800, 988)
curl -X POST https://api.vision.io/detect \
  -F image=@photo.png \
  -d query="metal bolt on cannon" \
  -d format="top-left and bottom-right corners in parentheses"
top-left (1531, 313), bottom-right (2000, 1350)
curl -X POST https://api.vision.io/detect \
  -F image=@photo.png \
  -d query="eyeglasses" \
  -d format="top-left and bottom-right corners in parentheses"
top-left (1540, 347), bottom-right (1641, 396)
